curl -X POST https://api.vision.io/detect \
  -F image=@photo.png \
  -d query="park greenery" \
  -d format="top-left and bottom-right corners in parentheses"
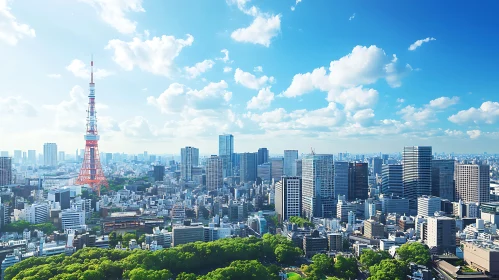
top-left (5, 234), bottom-right (301, 280)
top-left (0, 220), bottom-right (56, 235)
top-left (396, 242), bottom-right (431, 266)
top-left (301, 254), bottom-right (358, 280)
top-left (288, 216), bottom-right (314, 228)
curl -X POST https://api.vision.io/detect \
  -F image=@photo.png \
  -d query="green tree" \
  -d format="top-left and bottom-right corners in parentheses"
top-left (312, 254), bottom-right (334, 275)
top-left (122, 232), bottom-right (137, 247)
top-left (359, 249), bottom-right (391, 269)
top-left (368, 259), bottom-right (409, 280)
top-left (288, 216), bottom-right (314, 228)
top-left (396, 242), bottom-right (430, 265)
top-left (333, 255), bottom-right (357, 279)
top-left (176, 272), bottom-right (197, 280)
top-left (275, 244), bottom-right (302, 265)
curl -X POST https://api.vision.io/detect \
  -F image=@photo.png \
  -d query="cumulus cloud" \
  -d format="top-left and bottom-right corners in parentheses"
top-left (349, 13), bottom-right (355, 21)
top-left (234, 68), bottom-right (274, 90)
top-left (467, 130), bottom-right (481, 139)
top-left (0, 0), bottom-right (36, 45)
top-left (254, 66), bottom-right (263, 72)
top-left (184, 59), bottom-right (215, 78)
top-left (327, 86), bottom-right (378, 111)
top-left (66, 59), bottom-right (114, 79)
top-left (428, 96), bottom-right (459, 109)
top-left (246, 87), bottom-right (275, 110)
top-left (120, 116), bottom-right (155, 138)
top-left (223, 66), bottom-right (233, 73)
top-left (0, 96), bottom-right (37, 118)
top-left (408, 37), bottom-right (436, 51)
top-left (217, 49), bottom-right (230, 63)
top-left (106, 34), bottom-right (194, 77)
top-left (448, 101), bottom-right (499, 125)
top-left (78, 0), bottom-right (144, 34)
top-left (398, 96), bottom-right (459, 124)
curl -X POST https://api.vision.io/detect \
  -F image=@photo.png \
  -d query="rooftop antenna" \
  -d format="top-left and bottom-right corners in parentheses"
top-left (310, 147), bottom-right (315, 155)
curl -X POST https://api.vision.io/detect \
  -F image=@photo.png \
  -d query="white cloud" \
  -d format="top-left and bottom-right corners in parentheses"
top-left (0, 0), bottom-right (36, 45)
top-left (349, 13), bottom-right (355, 21)
top-left (291, 0), bottom-right (302, 11)
top-left (397, 98), bottom-right (405, 103)
top-left (231, 15), bottom-right (281, 47)
top-left (408, 37), bottom-right (436, 51)
top-left (217, 49), bottom-right (230, 63)
top-left (246, 87), bottom-right (275, 110)
top-left (282, 45), bottom-right (412, 98)
top-left (106, 34), bottom-right (194, 77)
top-left (120, 116), bottom-right (155, 138)
top-left (66, 59), bottom-right (114, 79)
top-left (327, 86), bottom-right (378, 111)
top-left (0, 96), bottom-right (37, 117)
top-left (184, 59), bottom-right (215, 78)
top-left (79, 0), bottom-right (144, 34)
top-left (448, 101), bottom-right (499, 125)
top-left (147, 80), bottom-right (232, 114)
top-left (351, 109), bottom-right (375, 125)
top-left (47, 74), bottom-right (61, 79)
top-left (223, 66), bottom-right (233, 73)
top-left (428, 96), bottom-right (459, 109)
top-left (445, 129), bottom-right (464, 137)
top-left (234, 68), bottom-right (274, 90)
top-left (467, 130), bottom-right (481, 139)
top-left (254, 66), bottom-right (263, 72)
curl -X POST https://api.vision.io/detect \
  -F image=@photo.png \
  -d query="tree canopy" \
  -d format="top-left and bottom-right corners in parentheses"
top-left (396, 242), bottom-right (430, 266)
top-left (368, 259), bottom-right (409, 280)
top-left (288, 216), bottom-right (314, 228)
top-left (359, 249), bottom-right (391, 269)
top-left (1, 221), bottom-right (56, 234)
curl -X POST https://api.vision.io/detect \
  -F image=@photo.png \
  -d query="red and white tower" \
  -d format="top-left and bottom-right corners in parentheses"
top-left (76, 58), bottom-right (108, 195)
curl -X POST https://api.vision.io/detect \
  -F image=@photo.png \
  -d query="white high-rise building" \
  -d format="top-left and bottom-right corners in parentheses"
top-left (60, 209), bottom-right (86, 230)
top-left (43, 143), bottom-right (58, 167)
top-left (275, 176), bottom-right (301, 222)
top-left (455, 164), bottom-right (490, 204)
top-left (24, 203), bottom-right (49, 224)
top-left (206, 155), bottom-right (223, 191)
top-left (284, 150), bottom-right (298, 176)
top-left (302, 154), bottom-right (335, 219)
top-left (403, 146), bottom-right (432, 210)
top-left (417, 195), bottom-right (441, 217)
top-left (426, 216), bottom-right (456, 254)
top-left (180, 146), bottom-right (199, 181)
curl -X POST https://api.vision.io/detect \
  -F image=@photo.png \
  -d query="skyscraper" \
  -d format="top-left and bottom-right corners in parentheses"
top-left (426, 216), bottom-right (456, 254)
top-left (381, 164), bottom-right (403, 197)
top-left (206, 155), bottom-right (223, 191)
top-left (257, 148), bottom-right (269, 165)
top-left (302, 154), bottom-right (335, 219)
top-left (240, 152), bottom-right (258, 183)
top-left (348, 162), bottom-right (368, 200)
top-left (27, 150), bottom-right (36, 165)
top-left (43, 143), bottom-right (58, 167)
top-left (275, 176), bottom-right (302, 222)
top-left (333, 161), bottom-right (349, 200)
top-left (403, 146), bottom-right (432, 209)
top-left (153, 165), bottom-right (165, 182)
top-left (270, 157), bottom-right (284, 182)
top-left (58, 151), bottom-right (65, 162)
top-left (218, 134), bottom-right (234, 177)
top-left (0, 157), bottom-right (12, 186)
top-left (372, 157), bottom-right (383, 177)
top-left (283, 150), bottom-right (298, 176)
top-left (295, 159), bottom-right (302, 177)
top-left (13, 150), bottom-right (21, 165)
top-left (455, 163), bottom-right (490, 204)
top-left (180, 146), bottom-right (199, 181)
top-left (432, 159), bottom-right (455, 201)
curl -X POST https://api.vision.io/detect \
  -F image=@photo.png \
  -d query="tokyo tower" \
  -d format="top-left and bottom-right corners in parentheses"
top-left (76, 58), bottom-right (108, 195)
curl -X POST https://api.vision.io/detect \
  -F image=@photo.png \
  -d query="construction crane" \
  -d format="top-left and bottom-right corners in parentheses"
top-left (310, 147), bottom-right (315, 155)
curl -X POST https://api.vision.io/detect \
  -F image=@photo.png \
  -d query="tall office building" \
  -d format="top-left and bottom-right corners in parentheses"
top-left (206, 155), bottom-right (223, 191)
top-left (334, 161), bottom-right (349, 200)
top-left (417, 195), bottom-right (441, 217)
top-left (257, 148), bottom-right (269, 165)
top-left (240, 152), bottom-right (258, 183)
top-left (426, 216), bottom-right (456, 254)
top-left (283, 150), bottom-right (298, 176)
top-left (455, 163), bottom-right (490, 204)
top-left (27, 150), bottom-right (36, 165)
top-left (348, 162), bottom-right (368, 200)
top-left (275, 176), bottom-right (302, 222)
top-left (43, 143), bottom-right (58, 167)
top-left (403, 146), bottom-right (432, 209)
top-left (48, 188), bottom-right (71, 210)
top-left (302, 154), bottom-right (335, 219)
top-left (381, 164), bottom-right (403, 197)
top-left (372, 157), bottom-right (383, 177)
top-left (270, 157), bottom-right (284, 182)
top-left (0, 152), bottom-right (7, 157)
top-left (257, 163), bottom-right (271, 182)
top-left (153, 165), bottom-right (165, 182)
top-left (0, 157), bottom-right (12, 186)
top-left (13, 150), bottom-right (21, 164)
top-left (218, 134), bottom-right (234, 177)
top-left (432, 160), bottom-right (455, 201)
top-left (295, 159), bottom-right (302, 177)
top-left (180, 146), bottom-right (199, 181)
top-left (58, 151), bottom-right (65, 162)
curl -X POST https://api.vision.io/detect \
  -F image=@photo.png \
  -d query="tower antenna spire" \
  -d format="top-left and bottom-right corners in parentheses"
top-left (90, 54), bottom-right (94, 84)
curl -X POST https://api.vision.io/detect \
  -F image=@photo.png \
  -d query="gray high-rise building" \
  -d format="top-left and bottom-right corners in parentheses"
top-left (206, 155), bottom-right (223, 191)
top-left (0, 157), bottom-right (12, 186)
top-left (58, 151), bottom-right (65, 162)
top-left (257, 163), bottom-right (272, 182)
top-left (43, 143), bottom-right (58, 167)
top-left (28, 150), bottom-right (36, 165)
top-left (257, 148), bottom-right (268, 165)
top-left (432, 160), bottom-right (455, 201)
top-left (180, 146), bottom-right (199, 181)
top-left (455, 163), bottom-right (490, 204)
top-left (381, 164), bottom-right (403, 197)
top-left (270, 157), bottom-right (284, 182)
top-left (218, 134), bottom-right (234, 177)
top-left (403, 146), bottom-right (432, 209)
top-left (302, 154), bottom-right (335, 219)
top-left (348, 162), bottom-right (368, 200)
top-left (275, 177), bottom-right (302, 222)
top-left (283, 150), bottom-right (298, 176)
top-left (153, 165), bottom-right (165, 182)
top-left (295, 159), bottom-right (302, 177)
top-left (240, 152), bottom-right (258, 183)
top-left (372, 157), bottom-right (383, 177)
top-left (13, 150), bottom-right (21, 165)
top-left (334, 161), bottom-right (349, 200)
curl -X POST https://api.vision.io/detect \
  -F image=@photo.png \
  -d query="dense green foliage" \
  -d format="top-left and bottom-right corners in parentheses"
top-left (288, 216), bottom-right (314, 228)
top-left (5, 234), bottom-right (301, 280)
top-left (1, 221), bottom-right (56, 234)
top-left (302, 254), bottom-right (357, 280)
top-left (359, 249), bottom-right (391, 269)
top-left (396, 242), bottom-right (430, 265)
top-left (368, 259), bottom-right (409, 280)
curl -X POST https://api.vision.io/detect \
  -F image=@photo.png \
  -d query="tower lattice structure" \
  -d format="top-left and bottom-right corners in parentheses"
top-left (76, 58), bottom-right (108, 195)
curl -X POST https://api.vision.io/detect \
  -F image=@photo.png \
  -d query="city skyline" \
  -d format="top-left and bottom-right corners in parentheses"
top-left (2, 1), bottom-right (499, 154)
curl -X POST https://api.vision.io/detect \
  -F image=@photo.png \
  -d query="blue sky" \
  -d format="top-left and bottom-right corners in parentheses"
top-left (1, 0), bottom-right (499, 155)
